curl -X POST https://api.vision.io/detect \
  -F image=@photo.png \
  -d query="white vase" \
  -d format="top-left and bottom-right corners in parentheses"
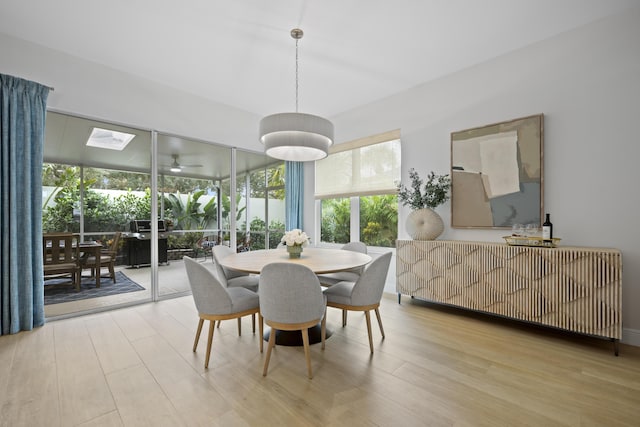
top-left (405, 208), bottom-right (444, 240)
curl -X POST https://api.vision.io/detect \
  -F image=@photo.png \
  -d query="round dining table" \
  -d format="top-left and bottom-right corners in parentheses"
top-left (218, 246), bottom-right (372, 346)
top-left (218, 246), bottom-right (372, 275)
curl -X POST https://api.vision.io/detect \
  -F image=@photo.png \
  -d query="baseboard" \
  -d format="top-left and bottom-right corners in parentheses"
top-left (622, 328), bottom-right (640, 347)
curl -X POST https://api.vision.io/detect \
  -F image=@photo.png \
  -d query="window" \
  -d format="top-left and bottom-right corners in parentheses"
top-left (235, 153), bottom-right (285, 251)
top-left (315, 130), bottom-right (401, 247)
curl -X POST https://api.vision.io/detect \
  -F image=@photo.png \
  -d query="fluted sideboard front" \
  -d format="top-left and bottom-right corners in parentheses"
top-left (396, 240), bottom-right (622, 346)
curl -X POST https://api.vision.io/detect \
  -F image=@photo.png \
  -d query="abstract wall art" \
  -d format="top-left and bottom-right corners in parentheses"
top-left (450, 114), bottom-right (543, 228)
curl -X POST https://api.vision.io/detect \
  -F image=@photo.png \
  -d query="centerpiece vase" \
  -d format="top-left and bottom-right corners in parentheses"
top-left (287, 244), bottom-right (303, 259)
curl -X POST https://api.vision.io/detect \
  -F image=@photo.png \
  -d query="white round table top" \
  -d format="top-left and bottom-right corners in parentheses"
top-left (218, 247), bottom-right (372, 274)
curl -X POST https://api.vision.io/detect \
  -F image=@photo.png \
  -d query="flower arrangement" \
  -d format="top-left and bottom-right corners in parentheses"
top-left (397, 168), bottom-right (451, 210)
top-left (281, 229), bottom-right (310, 247)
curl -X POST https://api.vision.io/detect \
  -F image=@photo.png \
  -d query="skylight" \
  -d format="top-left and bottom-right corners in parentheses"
top-left (86, 127), bottom-right (135, 151)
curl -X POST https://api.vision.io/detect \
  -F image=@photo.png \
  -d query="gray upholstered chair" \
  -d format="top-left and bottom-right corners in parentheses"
top-left (317, 241), bottom-right (368, 287)
top-left (183, 256), bottom-right (262, 369)
top-left (323, 252), bottom-right (392, 353)
top-left (212, 244), bottom-right (259, 292)
top-left (259, 263), bottom-right (327, 379)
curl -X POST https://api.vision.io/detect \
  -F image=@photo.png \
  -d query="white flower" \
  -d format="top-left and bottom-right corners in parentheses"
top-left (281, 229), bottom-right (310, 247)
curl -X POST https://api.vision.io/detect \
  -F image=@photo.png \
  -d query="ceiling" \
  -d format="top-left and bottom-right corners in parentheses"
top-left (1, 1), bottom-right (638, 118)
top-left (44, 111), bottom-right (279, 179)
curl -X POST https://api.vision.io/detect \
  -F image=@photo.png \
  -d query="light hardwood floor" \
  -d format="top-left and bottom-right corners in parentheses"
top-left (2, 294), bottom-right (640, 426)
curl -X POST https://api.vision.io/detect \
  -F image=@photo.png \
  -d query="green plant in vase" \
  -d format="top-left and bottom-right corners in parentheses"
top-left (397, 168), bottom-right (451, 240)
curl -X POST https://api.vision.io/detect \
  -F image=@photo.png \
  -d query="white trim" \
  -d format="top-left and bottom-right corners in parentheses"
top-left (622, 328), bottom-right (640, 347)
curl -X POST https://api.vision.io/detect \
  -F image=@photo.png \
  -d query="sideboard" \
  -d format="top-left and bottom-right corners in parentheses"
top-left (396, 240), bottom-right (622, 354)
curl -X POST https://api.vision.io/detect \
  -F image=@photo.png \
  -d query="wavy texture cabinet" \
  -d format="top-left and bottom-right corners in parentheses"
top-left (396, 240), bottom-right (622, 353)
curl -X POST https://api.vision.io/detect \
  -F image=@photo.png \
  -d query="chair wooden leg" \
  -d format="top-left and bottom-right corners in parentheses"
top-left (364, 310), bottom-right (374, 354)
top-left (217, 320), bottom-right (221, 328)
top-left (109, 264), bottom-right (116, 282)
top-left (263, 327), bottom-right (277, 376)
top-left (205, 320), bottom-right (216, 369)
top-left (237, 317), bottom-right (242, 336)
top-left (374, 308), bottom-right (385, 339)
top-left (193, 318), bottom-right (204, 352)
top-left (252, 313), bottom-right (256, 334)
top-left (302, 328), bottom-right (313, 379)
top-left (342, 310), bottom-right (347, 327)
top-left (259, 314), bottom-right (264, 353)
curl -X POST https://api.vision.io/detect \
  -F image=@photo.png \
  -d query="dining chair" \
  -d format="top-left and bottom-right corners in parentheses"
top-left (82, 231), bottom-right (121, 282)
top-left (212, 245), bottom-right (259, 292)
top-left (323, 252), bottom-right (392, 353)
top-left (317, 241), bottom-right (368, 287)
top-left (259, 263), bottom-right (327, 379)
top-left (43, 233), bottom-right (82, 291)
top-left (183, 256), bottom-right (262, 369)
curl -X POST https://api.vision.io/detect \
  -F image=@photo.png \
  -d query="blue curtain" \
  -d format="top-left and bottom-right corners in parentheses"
top-left (0, 74), bottom-right (50, 335)
top-left (284, 161), bottom-right (304, 230)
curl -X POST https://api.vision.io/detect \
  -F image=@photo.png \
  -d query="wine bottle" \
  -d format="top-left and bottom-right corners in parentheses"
top-left (542, 213), bottom-right (553, 241)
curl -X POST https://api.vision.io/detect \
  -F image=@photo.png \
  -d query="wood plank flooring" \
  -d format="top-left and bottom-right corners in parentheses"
top-left (2, 294), bottom-right (639, 426)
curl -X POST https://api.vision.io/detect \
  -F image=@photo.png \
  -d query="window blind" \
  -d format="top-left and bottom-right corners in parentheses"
top-left (315, 130), bottom-right (401, 199)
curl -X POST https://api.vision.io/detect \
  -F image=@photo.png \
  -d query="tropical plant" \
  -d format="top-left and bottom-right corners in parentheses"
top-left (220, 193), bottom-right (246, 227)
top-left (248, 217), bottom-right (285, 250)
top-left (360, 195), bottom-right (398, 247)
top-left (320, 198), bottom-right (351, 244)
top-left (397, 168), bottom-right (451, 210)
top-left (164, 190), bottom-right (217, 230)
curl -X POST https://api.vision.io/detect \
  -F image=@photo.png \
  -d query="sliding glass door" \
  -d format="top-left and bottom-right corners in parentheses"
top-left (43, 112), bottom-right (282, 318)
top-left (156, 133), bottom-right (231, 297)
top-left (43, 112), bottom-right (153, 317)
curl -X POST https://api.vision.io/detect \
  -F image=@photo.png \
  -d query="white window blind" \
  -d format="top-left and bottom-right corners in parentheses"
top-left (315, 130), bottom-right (401, 199)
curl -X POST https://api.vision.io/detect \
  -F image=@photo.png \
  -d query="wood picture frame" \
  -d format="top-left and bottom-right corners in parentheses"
top-left (450, 114), bottom-right (544, 228)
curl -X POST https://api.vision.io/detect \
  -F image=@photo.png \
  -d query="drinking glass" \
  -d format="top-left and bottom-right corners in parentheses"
top-left (511, 223), bottom-right (524, 236)
top-left (525, 223), bottom-right (539, 238)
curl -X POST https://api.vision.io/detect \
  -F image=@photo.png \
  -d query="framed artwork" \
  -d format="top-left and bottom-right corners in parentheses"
top-left (450, 114), bottom-right (543, 228)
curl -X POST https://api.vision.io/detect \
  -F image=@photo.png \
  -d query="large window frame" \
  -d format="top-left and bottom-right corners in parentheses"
top-left (315, 130), bottom-right (401, 248)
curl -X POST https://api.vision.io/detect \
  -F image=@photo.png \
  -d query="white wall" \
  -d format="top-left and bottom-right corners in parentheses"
top-left (3, 8), bottom-right (639, 344)
top-left (306, 8), bottom-right (640, 344)
top-left (0, 32), bottom-right (263, 151)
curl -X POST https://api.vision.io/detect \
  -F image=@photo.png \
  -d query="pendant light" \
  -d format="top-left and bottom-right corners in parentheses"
top-left (259, 28), bottom-right (334, 162)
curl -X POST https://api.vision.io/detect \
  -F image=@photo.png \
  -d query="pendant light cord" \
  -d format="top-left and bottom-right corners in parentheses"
top-left (295, 37), bottom-right (299, 113)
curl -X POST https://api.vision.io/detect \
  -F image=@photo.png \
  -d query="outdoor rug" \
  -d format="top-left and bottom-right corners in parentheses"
top-left (44, 271), bottom-right (146, 305)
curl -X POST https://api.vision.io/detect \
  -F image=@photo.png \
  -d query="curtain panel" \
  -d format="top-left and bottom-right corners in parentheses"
top-left (0, 73), bottom-right (50, 335)
top-left (284, 161), bottom-right (303, 230)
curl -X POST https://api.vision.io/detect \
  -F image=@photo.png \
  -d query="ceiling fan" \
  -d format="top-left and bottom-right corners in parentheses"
top-left (165, 154), bottom-right (203, 172)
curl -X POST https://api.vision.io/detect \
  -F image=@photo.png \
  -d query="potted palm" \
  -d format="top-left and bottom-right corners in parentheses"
top-left (397, 168), bottom-right (451, 240)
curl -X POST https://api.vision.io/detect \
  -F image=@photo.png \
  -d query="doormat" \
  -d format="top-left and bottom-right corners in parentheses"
top-left (44, 271), bottom-right (146, 305)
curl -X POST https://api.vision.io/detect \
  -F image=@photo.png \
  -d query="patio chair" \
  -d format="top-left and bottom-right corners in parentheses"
top-left (82, 232), bottom-right (121, 283)
top-left (43, 233), bottom-right (81, 292)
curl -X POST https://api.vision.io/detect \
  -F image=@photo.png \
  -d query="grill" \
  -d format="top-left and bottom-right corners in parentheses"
top-left (124, 220), bottom-right (169, 267)
top-left (129, 219), bottom-right (167, 235)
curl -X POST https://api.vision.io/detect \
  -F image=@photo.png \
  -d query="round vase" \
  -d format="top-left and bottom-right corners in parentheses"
top-left (405, 208), bottom-right (444, 240)
top-left (287, 245), bottom-right (303, 259)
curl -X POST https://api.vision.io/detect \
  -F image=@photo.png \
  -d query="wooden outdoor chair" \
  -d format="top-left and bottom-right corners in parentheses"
top-left (82, 232), bottom-right (121, 283)
top-left (43, 233), bottom-right (82, 291)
